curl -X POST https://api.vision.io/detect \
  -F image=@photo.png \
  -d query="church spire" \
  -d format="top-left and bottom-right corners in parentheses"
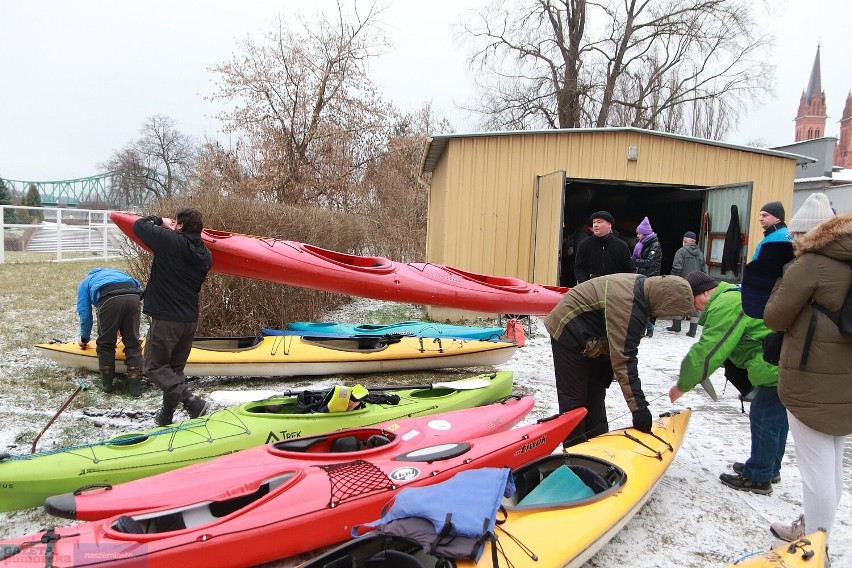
top-left (795, 45), bottom-right (827, 142)
top-left (805, 45), bottom-right (822, 104)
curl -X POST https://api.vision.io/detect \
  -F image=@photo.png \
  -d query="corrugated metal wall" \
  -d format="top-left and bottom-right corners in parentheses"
top-left (426, 130), bottom-right (797, 285)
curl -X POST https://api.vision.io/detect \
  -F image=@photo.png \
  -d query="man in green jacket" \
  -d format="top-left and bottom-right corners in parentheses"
top-left (669, 271), bottom-right (789, 495)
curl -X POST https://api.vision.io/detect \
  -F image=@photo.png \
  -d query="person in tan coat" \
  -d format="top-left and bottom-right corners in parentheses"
top-left (763, 196), bottom-right (852, 557)
top-left (544, 273), bottom-right (693, 447)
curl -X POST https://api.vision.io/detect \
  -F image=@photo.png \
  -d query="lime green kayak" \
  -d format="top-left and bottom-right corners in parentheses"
top-left (0, 371), bottom-right (513, 513)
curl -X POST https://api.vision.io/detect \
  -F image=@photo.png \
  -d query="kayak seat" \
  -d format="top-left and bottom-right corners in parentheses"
top-left (366, 550), bottom-right (425, 568)
top-left (114, 511), bottom-right (187, 534)
top-left (190, 336), bottom-right (263, 351)
top-left (516, 465), bottom-right (595, 506)
top-left (115, 515), bottom-right (147, 534)
top-left (570, 465), bottom-right (610, 494)
top-left (331, 435), bottom-right (363, 453)
top-left (366, 434), bottom-right (392, 448)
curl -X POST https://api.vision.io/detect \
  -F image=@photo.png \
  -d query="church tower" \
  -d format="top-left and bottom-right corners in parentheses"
top-left (835, 93), bottom-right (852, 168)
top-left (795, 46), bottom-right (827, 142)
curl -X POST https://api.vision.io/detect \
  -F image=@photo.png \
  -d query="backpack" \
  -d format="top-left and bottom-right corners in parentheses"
top-left (813, 261), bottom-right (852, 334)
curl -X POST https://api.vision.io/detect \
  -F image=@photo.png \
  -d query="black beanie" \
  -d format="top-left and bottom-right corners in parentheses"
top-left (590, 211), bottom-right (615, 224)
top-left (760, 201), bottom-right (785, 223)
top-left (685, 271), bottom-right (717, 297)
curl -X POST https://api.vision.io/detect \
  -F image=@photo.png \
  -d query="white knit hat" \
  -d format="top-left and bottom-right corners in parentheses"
top-left (788, 193), bottom-right (834, 233)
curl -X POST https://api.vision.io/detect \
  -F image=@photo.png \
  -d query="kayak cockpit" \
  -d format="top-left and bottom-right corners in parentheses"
top-left (298, 243), bottom-right (396, 274)
top-left (509, 454), bottom-right (626, 510)
top-left (110, 472), bottom-right (296, 535)
top-left (190, 336), bottom-right (263, 351)
top-left (299, 335), bottom-right (402, 352)
top-left (270, 429), bottom-right (396, 455)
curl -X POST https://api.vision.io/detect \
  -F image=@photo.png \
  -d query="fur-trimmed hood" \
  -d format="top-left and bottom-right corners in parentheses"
top-left (794, 212), bottom-right (852, 261)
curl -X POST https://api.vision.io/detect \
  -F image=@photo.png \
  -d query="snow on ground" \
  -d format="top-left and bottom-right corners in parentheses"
top-left (1, 298), bottom-right (850, 567)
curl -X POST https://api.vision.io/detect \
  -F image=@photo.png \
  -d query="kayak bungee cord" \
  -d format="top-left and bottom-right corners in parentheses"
top-left (622, 431), bottom-right (664, 461)
top-left (0, 411), bottom-right (248, 463)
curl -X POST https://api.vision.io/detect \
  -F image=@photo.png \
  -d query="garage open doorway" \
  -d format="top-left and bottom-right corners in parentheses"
top-left (557, 180), bottom-right (746, 287)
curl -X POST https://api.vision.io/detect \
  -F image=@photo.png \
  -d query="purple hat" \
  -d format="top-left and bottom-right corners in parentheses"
top-left (636, 217), bottom-right (653, 235)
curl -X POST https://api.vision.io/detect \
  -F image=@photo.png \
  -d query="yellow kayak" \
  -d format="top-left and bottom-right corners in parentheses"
top-left (299, 408), bottom-right (691, 568)
top-left (728, 531), bottom-right (828, 567)
top-left (35, 335), bottom-right (517, 377)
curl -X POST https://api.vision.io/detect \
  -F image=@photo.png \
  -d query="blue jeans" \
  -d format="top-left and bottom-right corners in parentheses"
top-left (743, 386), bottom-right (789, 482)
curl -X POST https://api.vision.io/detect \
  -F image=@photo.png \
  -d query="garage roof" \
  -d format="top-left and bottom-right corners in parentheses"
top-left (419, 127), bottom-right (816, 175)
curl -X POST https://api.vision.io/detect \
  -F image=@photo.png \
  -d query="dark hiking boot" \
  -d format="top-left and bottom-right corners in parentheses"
top-left (184, 396), bottom-right (211, 419)
top-left (686, 322), bottom-right (699, 337)
top-left (126, 367), bottom-right (143, 398)
top-left (666, 320), bottom-right (682, 332)
top-left (154, 407), bottom-right (175, 427)
top-left (770, 514), bottom-right (805, 542)
top-left (733, 462), bottom-right (780, 484)
top-left (719, 472), bottom-right (772, 495)
top-left (100, 373), bottom-right (115, 394)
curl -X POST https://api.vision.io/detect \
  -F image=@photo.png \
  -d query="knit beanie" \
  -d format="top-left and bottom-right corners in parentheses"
top-left (685, 271), bottom-right (717, 297)
top-left (788, 193), bottom-right (834, 233)
top-left (683, 231), bottom-right (697, 240)
top-left (760, 201), bottom-right (785, 223)
top-left (636, 216), bottom-right (653, 235)
top-left (590, 211), bottom-right (615, 224)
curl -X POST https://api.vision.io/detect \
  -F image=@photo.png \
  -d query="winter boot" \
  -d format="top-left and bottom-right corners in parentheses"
top-left (719, 472), bottom-right (772, 495)
top-left (154, 406), bottom-right (175, 427)
top-left (126, 367), bottom-right (143, 398)
top-left (666, 319), bottom-right (682, 333)
top-left (184, 396), bottom-right (211, 419)
top-left (686, 322), bottom-right (699, 337)
top-left (733, 461), bottom-right (780, 484)
top-left (770, 514), bottom-right (806, 542)
top-left (100, 372), bottom-right (116, 394)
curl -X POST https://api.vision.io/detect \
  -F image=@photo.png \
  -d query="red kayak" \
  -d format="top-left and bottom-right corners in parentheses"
top-left (46, 396), bottom-right (535, 521)
top-left (110, 212), bottom-right (567, 315)
top-left (1, 409), bottom-right (586, 568)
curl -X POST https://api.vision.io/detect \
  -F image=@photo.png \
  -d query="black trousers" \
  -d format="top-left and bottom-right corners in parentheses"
top-left (96, 294), bottom-right (143, 373)
top-left (143, 318), bottom-right (197, 410)
top-left (550, 337), bottom-right (615, 447)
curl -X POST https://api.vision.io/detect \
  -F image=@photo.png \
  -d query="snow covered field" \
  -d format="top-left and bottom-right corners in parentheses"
top-left (1, 292), bottom-right (849, 567)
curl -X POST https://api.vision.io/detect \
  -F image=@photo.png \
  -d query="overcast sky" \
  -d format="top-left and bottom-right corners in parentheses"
top-left (0, 0), bottom-right (849, 181)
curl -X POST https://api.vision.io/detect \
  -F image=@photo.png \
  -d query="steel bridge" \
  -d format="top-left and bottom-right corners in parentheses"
top-left (1, 171), bottom-right (159, 207)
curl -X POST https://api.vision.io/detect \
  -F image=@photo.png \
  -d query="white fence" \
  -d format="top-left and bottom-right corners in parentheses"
top-left (1, 205), bottom-right (128, 264)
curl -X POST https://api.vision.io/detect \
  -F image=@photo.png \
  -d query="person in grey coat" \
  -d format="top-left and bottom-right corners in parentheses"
top-left (666, 231), bottom-right (707, 336)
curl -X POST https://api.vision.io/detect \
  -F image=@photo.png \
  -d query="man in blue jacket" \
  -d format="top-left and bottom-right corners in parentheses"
top-left (133, 208), bottom-right (212, 426)
top-left (753, 201), bottom-right (792, 260)
top-left (77, 267), bottom-right (143, 395)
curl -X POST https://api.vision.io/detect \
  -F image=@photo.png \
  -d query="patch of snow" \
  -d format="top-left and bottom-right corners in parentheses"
top-left (0, 300), bottom-right (849, 567)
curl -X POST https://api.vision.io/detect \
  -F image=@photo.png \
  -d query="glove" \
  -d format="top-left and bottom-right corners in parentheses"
top-left (632, 408), bottom-right (653, 433)
top-left (141, 215), bottom-right (163, 226)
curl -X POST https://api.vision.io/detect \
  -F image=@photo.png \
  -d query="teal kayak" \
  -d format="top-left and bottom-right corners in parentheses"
top-left (263, 321), bottom-right (506, 341)
top-left (0, 371), bottom-right (513, 513)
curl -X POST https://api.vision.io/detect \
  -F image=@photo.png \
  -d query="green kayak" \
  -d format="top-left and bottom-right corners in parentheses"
top-left (0, 371), bottom-right (513, 513)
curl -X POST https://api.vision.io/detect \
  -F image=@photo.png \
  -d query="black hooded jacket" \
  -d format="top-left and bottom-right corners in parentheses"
top-left (133, 216), bottom-right (212, 322)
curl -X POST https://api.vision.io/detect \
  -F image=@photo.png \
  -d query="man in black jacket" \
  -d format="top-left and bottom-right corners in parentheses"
top-left (573, 211), bottom-right (634, 283)
top-left (133, 207), bottom-right (213, 426)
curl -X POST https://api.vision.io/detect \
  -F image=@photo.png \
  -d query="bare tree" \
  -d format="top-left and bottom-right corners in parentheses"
top-left (459, 0), bottom-right (773, 139)
top-left (363, 103), bottom-right (452, 261)
top-left (209, 1), bottom-right (392, 208)
top-left (102, 115), bottom-right (195, 206)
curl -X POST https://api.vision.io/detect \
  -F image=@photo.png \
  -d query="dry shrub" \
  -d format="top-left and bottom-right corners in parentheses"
top-left (125, 193), bottom-right (379, 336)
